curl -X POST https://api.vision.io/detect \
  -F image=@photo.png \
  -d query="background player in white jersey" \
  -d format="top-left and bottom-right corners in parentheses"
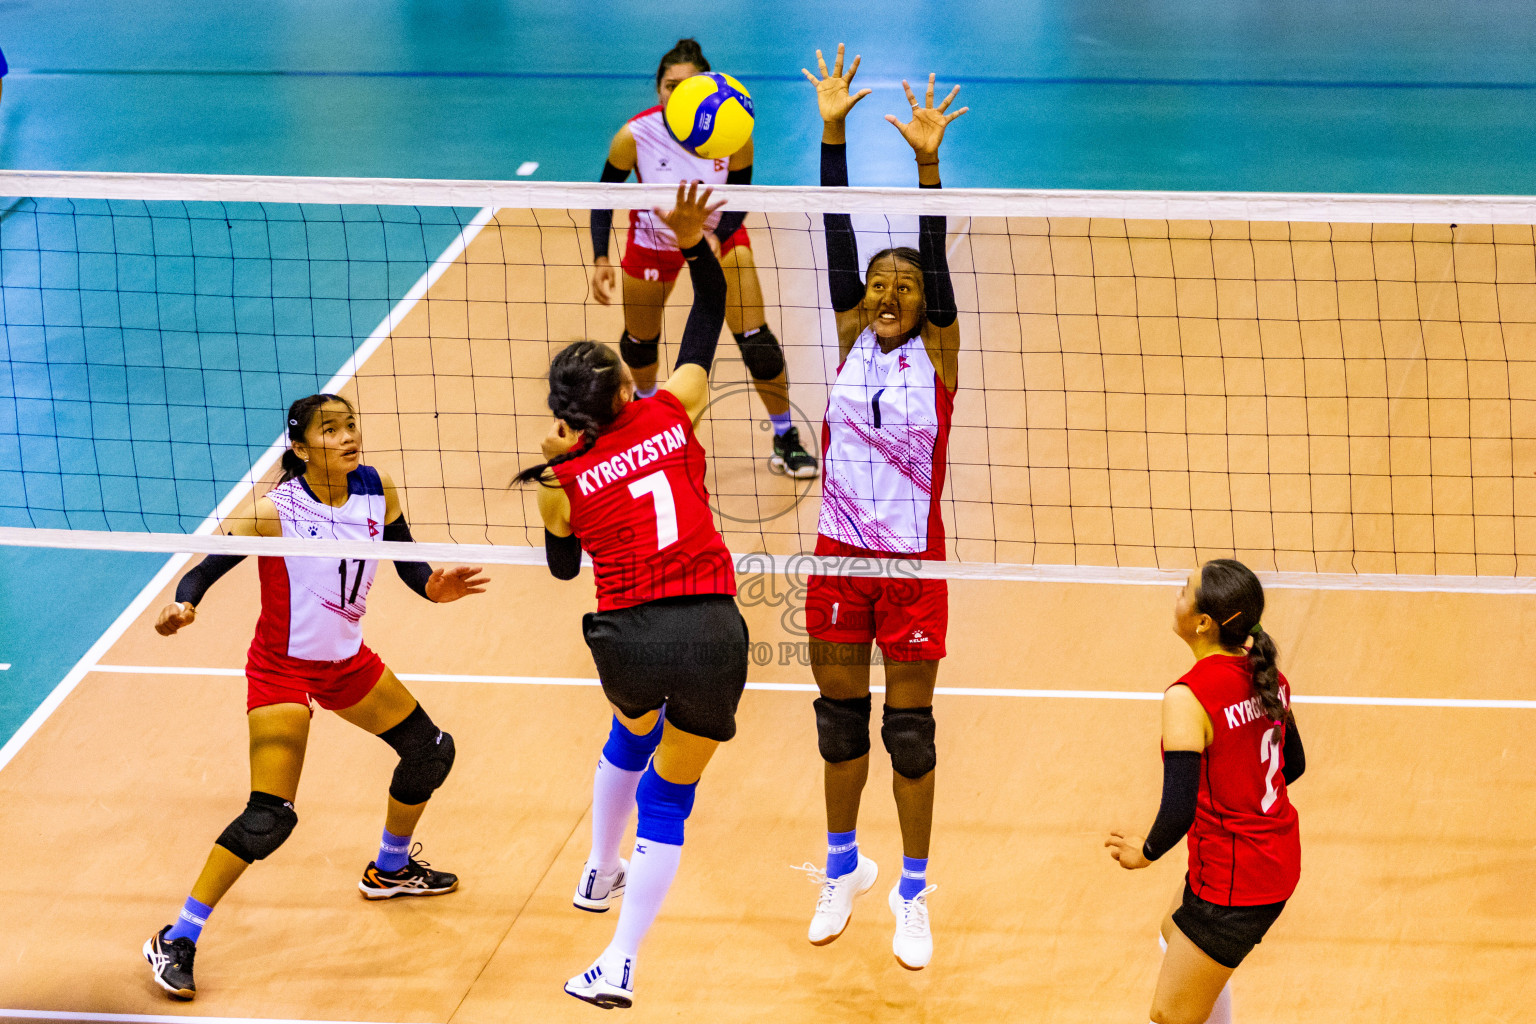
top-left (588, 38), bottom-right (818, 479)
top-left (142, 394), bottom-right (487, 1001)
top-left (798, 46), bottom-right (966, 972)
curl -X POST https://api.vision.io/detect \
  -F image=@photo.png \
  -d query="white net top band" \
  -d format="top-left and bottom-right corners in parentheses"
top-left (6, 169), bottom-right (1536, 225)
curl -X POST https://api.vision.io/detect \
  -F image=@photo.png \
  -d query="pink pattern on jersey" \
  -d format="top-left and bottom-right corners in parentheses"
top-left (836, 409), bottom-right (937, 495)
top-left (820, 472), bottom-right (912, 551)
top-left (817, 330), bottom-right (948, 556)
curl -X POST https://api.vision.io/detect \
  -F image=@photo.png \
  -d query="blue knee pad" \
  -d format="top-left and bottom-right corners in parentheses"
top-left (634, 767), bottom-right (697, 846)
top-left (602, 711), bottom-right (665, 771)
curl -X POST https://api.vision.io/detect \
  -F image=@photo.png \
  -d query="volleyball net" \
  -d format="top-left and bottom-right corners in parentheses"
top-left (5, 170), bottom-right (1536, 590)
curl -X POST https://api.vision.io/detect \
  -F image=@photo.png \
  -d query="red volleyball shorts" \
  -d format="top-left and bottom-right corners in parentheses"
top-left (245, 641), bottom-right (386, 713)
top-left (621, 225), bottom-right (751, 284)
top-left (805, 571), bottom-right (948, 662)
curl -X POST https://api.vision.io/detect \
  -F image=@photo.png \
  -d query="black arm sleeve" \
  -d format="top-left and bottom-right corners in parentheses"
top-left (1281, 718), bottom-right (1306, 785)
top-left (712, 164), bottom-right (752, 241)
top-left (589, 160), bottom-right (631, 260)
top-left (673, 239), bottom-right (727, 371)
top-left (174, 553), bottom-right (246, 607)
top-left (1141, 750), bottom-right (1203, 862)
top-left (821, 142), bottom-right (864, 314)
top-left (546, 529), bottom-right (583, 581)
top-left (382, 515), bottom-right (434, 601)
top-left (918, 181), bottom-right (957, 329)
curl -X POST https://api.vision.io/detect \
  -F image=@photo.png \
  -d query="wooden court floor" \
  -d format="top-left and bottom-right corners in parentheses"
top-left (0, 568), bottom-right (1533, 1023)
top-left (3, 210), bottom-right (1535, 1023)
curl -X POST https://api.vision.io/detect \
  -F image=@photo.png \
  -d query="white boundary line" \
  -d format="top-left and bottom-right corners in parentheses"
top-left (7, 168), bottom-right (1536, 223)
top-left (0, 1012), bottom-right (428, 1024)
top-left (0, 209), bottom-right (494, 777)
top-left (85, 665), bottom-right (1536, 710)
top-left (3, 528), bottom-right (1535, 594)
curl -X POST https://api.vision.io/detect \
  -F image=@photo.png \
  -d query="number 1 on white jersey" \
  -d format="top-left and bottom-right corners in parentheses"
top-left (628, 470), bottom-right (679, 550)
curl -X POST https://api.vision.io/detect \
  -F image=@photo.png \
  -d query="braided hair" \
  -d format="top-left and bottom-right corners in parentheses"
top-left (1195, 558), bottom-right (1288, 722)
top-left (279, 393), bottom-right (354, 483)
top-left (513, 341), bottom-right (625, 485)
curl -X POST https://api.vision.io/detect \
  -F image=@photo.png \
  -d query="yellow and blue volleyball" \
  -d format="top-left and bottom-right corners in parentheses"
top-left (664, 72), bottom-right (755, 159)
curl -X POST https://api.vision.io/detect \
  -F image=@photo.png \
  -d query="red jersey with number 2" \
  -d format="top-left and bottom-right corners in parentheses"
top-left (553, 389), bottom-right (735, 611)
top-left (1173, 654), bottom-right (1301, 906)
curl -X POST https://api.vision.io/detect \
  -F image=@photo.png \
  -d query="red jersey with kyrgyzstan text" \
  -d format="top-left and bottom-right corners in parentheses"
top-left (1171, 654), bottom-right (1301, 906)
top-left (553, 389), bottom-right (735, 611)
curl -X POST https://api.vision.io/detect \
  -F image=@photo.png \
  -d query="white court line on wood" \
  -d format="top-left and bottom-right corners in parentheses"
top-left (0, 208), bottom-right (496, 778)
top-left (0, 1011), bottom-right (432, 1024)
top-left (85, 665), bottom-right (1536, 709)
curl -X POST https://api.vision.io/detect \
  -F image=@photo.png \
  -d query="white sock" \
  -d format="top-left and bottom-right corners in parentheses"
top-left (589, 755), bottom-right (642, 874)
top-left (608, 838), bottom-right (682, 957)
top-left (1206, 982), bottom-right (1233, 1024)
top-left (635, 384), bottom-right (657, 399)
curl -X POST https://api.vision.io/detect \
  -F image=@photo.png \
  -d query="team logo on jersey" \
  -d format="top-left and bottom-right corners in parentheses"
top-left (308, 526), bottom-right (319, 536)
top-left (897, 353), bottom-right (910, 372)
top-left (368, 517), bottom-right (379, 537)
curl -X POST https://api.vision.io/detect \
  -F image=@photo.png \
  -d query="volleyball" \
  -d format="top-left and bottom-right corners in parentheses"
top-left (664, 72), bottom-right (755, 159)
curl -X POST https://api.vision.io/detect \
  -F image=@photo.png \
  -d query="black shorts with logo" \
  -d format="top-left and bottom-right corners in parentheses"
top-left (581, 594), bottom-right (749, 743)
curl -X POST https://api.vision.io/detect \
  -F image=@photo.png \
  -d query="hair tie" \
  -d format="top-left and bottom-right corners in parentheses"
top-left (1249, 622), bottom-right (1263, 636)
top-left (288, 418), bottom-right (298, 426)
top-left (1220, 611), bottom-right (1242, 626)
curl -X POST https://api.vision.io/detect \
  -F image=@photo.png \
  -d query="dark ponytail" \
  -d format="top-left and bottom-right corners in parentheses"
top-left (513, 341), bottom-right (625, 486)
top-left (656, 38), bottom-right (709, 86)
top-left (279, 393), bottom-right (354, 483)
top-left (1195, 558), bottom-right (1289, 722)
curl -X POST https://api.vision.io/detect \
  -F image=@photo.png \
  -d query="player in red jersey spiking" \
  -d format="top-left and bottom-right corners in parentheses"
top-left (517, 181), bottom-right (749, 1010)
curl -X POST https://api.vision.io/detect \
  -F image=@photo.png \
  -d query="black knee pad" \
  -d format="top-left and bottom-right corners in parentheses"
top-left (881, 705), bottom-right (936, 779)
top-left (734, 325), bottom-right (785, 381)
top-left (619, 329), bottom-right (660, 369)
top-left (380, 704), bottom-right (456, 805)
top-left (814, 694), bottom-right (872, 764)
top-left (215, 791), bottom-right (297, 863)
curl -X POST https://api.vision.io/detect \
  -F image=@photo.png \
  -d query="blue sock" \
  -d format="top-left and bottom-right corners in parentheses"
top-left (769, 410), bottom-right (793, 436)
top-left (377, 828), bottom-right (411, 872)
top-left (165, 896), bottom-right (213, 944)
top-left (899, 856), bottom-right (928, 900)
top-left (826, 829), bottom-right (858, 879)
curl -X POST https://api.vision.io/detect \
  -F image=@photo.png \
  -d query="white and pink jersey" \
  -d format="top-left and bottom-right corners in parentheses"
top-left (817, 328), bottom-right (954, 559)
top-left (253, 466), bottom-right (386, 661)
top-left (626, 105), bottom-right (728, 251)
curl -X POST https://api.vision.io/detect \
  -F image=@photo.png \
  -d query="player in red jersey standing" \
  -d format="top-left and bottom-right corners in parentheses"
top-left (143, 394), bottom-right (487, 1000)
top-left (517, 182), bottom-right (749, 1009)
top-left (588, 37), bottom-right (818, 478)
top-left (1106, 559), bottom-right (1306, 1024)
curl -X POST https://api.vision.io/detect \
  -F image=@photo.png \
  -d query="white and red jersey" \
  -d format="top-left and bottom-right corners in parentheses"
top-left (1173, 654), bottom-right (1302, 906)
top-left (625, 105), bottom-right (728, 251)
top-left (253, 466), bottom-right (386, 662)
top-left (817, 327), bottom-right (954, 560)
top-left (553, 390), bottom-right (735, 611)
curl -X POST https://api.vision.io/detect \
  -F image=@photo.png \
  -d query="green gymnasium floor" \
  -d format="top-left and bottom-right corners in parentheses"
top-left (5, 0), bottom-right (1536, 748)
